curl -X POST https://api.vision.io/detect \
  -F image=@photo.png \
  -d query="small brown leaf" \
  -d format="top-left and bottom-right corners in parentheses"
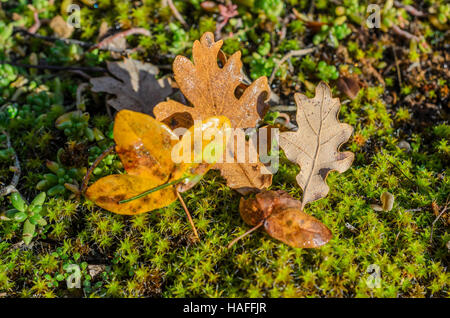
top-left (381, 192), bottom-right (394, 211)
top-left (337, 75), bottom-right (360, 100)
top-left (238, 190), bottom-right (332, 248)
top-left (49, 15), bottom-right (74, 39)
top-left (371, 192), bottom-right (394, 212)
top-left (90, 58), bottom-right (173, 116)
top-left (280, 82), bottom-right (354, 210)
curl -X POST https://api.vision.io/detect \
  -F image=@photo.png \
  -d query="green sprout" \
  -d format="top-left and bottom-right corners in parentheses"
top-left (2, 192), bottom-right (47, 245)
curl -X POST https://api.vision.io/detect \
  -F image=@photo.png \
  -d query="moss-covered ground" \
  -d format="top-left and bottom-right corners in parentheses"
top-left (0, 0), bottom-right (448, 297)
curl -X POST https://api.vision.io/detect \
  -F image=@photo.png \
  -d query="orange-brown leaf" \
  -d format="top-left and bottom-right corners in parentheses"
top-left (153, 32), bottom-right (269, 128)
top-left (239, 190), bottom-right (332, 248)
top-left (113, 110), bottom-right (178, 182)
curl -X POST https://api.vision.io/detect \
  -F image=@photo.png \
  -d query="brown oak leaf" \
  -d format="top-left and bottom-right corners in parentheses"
top-left (153, 32), bottom-right (269, 128)
top-left (237, 190), bottom-right (332, 248)
top-left (90, 58), bottom-right (172, 116)
top-left (280, 82), bottom-right (354, 210)
top-left (154, 32), bottom-right (272, 193)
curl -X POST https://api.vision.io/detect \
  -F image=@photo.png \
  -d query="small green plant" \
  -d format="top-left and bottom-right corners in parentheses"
top-left (36, 160), bottom-right (85, 197)
top-left (317, 61), bottom-right (339, 81)
top-left (2, 192), bottom-right (47, 245)
top-left (313, 24), bottom-right (352, 47)
top-left (55, 111), bottom-right (95, 141)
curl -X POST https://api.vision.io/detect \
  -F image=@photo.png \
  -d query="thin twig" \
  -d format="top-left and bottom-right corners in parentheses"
top-left (90, 28), bottom-right (151, 51)
top-left (14, 28), bottom-right (138, 54)
top-left (14, 28), bottom-right (93, 47)
top-left (227, 221), bottom-right (264, 249)
top-left (269, 48), bottom-right (316, 84)
top-left (269, 105), bottom-right (297, 112)
top-left (80, 145), bottom-right (115, 194)
top-left (176, 191), bottom-right (200, 242)
top-left (28, 7), bottom-right (41, 34)
top-left (0, 131), bottom-right (21, 197)
top-left (76, 83), bottom-right (89, 110)
top-left (430, 201), bottom-right (449, 243)
top-left (394, 1), bottom-right (426, 17)
top-left (392, 24), bottom-right (420, 41)
top-left (0, 60), bottom-right (106, 73)
top-left (167, 0), bottom-right (188, 28)
top-left (392, 46), bottom-right (402, 87)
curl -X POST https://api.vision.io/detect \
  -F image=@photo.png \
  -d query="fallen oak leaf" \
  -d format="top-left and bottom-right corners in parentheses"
top-left (279, 82), bottom-right (354, 210)
top-left (218, 130), bottom-right (273, 195)
top-left (154, 32), bottom-right (272, 192)
top-left (90, 58), bottom-right (172, 116)
top-left (154, 32), bottom-right (269, 128)
top-left (230, 190), bottom-right (332, 248)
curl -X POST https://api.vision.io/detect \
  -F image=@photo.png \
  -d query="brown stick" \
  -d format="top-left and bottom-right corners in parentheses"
top-left (14, 28), bottom-right (139, 55)
top-left (227, 221), bottom-right (264, 249)
top-left (430, 202), bottom-right (449, 243)
top-left (0, 60), bottom-right (106, 73)
top-left (0, 131), bottom-right (21, 197)
top-left (176, 191), bottom-right (200, 242)
top-left (90, 28), bottom-right (151, 51)
top-left (269, 48), bottom-right (316, 84)
top-left (394, 1), bottom-right (426, 17)
top-left (392, 25), bottom-right (420, 41)
top-left (392, 46), bottom-right (402, 87)
top-left (167, 0), bottom-right (188, 28)
top-left (28, 8), bottom-right (41, 34)
top-left (14, 28), bottom-right (93, 47)
top-left (80, 145), bottom-right (115, 194)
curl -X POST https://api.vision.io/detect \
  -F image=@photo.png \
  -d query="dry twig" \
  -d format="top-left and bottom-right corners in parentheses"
top-left (430, 201), bottom-right (449, 243)
top-left (0, 60), bottom-right (106, 73)
top-left (0, 131), bottom-right (21, 197)
top-left (90, 28), bottom-right (151, 51)
top-left (176, 191), bottom-right (200, 242)
top-left (269, 48), bottom-right (316, 84)
top-left (80, 145), bottom-right (115, 194)
top-left (392, 25), bottom-right (420, 41)
top-left (167, 0), bottom-right (188, 28)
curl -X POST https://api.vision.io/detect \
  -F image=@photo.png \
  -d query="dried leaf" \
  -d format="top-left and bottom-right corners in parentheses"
top-left (371, 192), bottom-right (395, 212)
top-left (154, 32), bottom-right (269, 128)
top-left (239, 190), bottom-right (332, 248)
top-left (381, 191), bottom-right (394, 211)
top-left (218, 136), bottom-right (272, 195)
top-left (90, 58), bottom-right (172, 116)
top-left (280, 82), bottom-right (354, 209)
top-left (49, 15), bottom-right (74, 39)
top-left (153, 32), bottom-right (271, 192)
top-left (337, 75), bottom-right (360, 100)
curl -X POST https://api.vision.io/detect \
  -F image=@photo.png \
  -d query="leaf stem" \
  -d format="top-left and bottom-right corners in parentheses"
top-left (118, 177), bottom-right (186, 204)
top-left (176, 191), bottom-right (200, 242)
top-left (227, 221), bottom-right (264, 249)
top-left (81, 145), bottom-right (115, 194)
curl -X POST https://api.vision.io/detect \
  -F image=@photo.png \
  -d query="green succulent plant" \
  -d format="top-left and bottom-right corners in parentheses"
top-left (2, 192), bottom-right (47, 245)
top-left (55, 111), bottom-right (95, 142)
top-left (36, 160), bottom-right (85, 196)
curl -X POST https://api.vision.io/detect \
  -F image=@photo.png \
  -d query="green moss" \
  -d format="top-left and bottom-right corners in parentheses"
top-left (0, 0), bottom-right (448, 298)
